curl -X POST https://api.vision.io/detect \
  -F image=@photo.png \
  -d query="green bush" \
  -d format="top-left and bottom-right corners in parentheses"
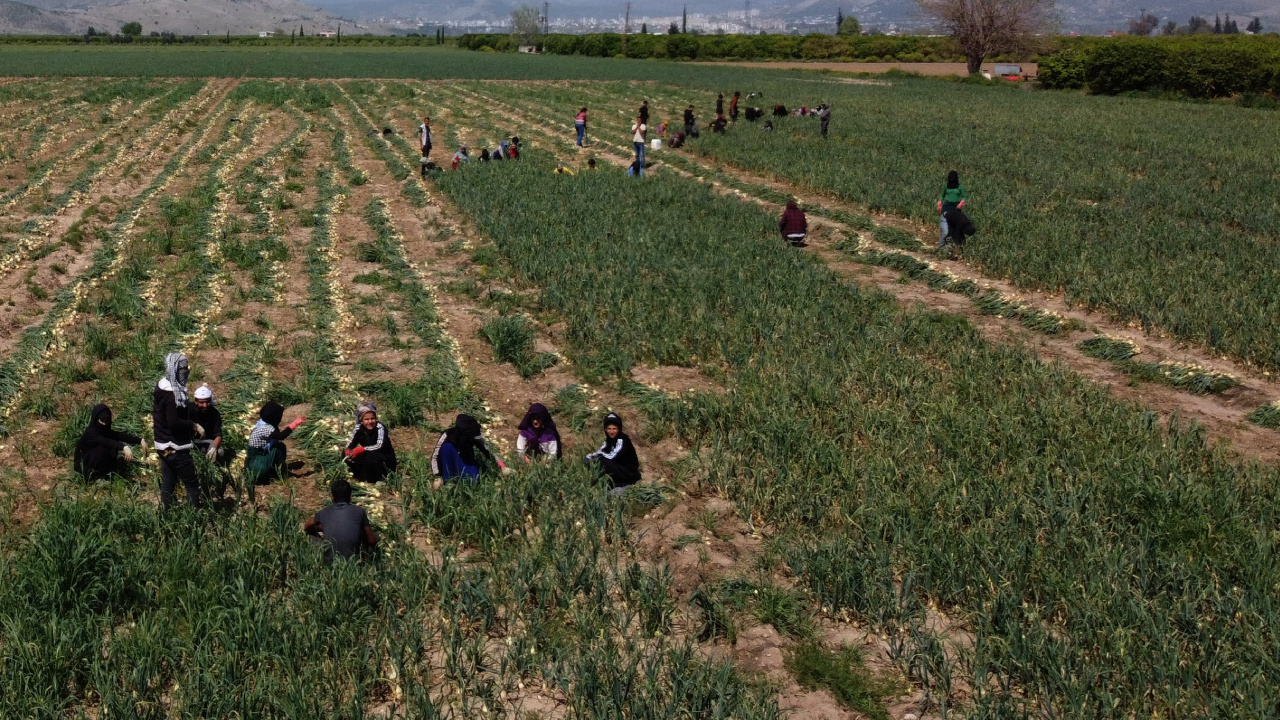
top-left (1038, 36), bottom-right (1280, 98)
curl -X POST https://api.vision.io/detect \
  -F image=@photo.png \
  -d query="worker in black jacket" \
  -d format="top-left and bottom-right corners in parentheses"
top-left (153, 352), bottom-right (204, 509)
top-left (73, 403), bottom-right (143, 482)
top-left (585, 413), bottom-right (641, 493)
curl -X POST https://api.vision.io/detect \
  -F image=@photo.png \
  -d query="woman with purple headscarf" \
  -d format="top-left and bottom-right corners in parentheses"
top-left (516, 403), bottom-right (561, 462)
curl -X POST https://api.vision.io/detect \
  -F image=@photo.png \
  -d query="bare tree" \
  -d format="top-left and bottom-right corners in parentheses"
top-left (1128, 9), bottom-right (1159, 35)
top-left (511, 4), bottom-right (542, 45)
top-left (916, 0), bottom-right (1055, 75)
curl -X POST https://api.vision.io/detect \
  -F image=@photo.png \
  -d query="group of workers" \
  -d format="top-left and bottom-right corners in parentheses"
top-left (71, 350), bottom-right (642, 557)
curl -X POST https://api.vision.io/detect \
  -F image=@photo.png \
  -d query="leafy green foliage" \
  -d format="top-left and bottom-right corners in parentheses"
top-left (786, 643), bottom-right (902, 720)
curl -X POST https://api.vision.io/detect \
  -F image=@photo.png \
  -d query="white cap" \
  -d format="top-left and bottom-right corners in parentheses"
top-left (194, 385), bottom-right (213, 400)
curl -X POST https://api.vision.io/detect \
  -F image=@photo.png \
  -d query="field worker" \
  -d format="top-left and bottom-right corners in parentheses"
top-left (418, 116), bottom-right (433, 177)
top-left (683, 105), bottom-right (698, 138)
top-left (716, 92), bottom-right (724, 116)
top-left (451, 145), bottom-right (470, 170)
top-left (516, 403), bottom-right (561, 462)
top-left (431, 413), bottom-right (508, 490)
top-left (492, 144), bottom-right (505, 161)
top-left (779, 199), bottom-right (808, 247)
top-left (575, 106), bottom-right (588, 146)
top-left (941, 207), bottom-right (977, 257)
top-left (711, 114), bottom-right (728, 134)
top-left (655, 120), bottom-right (669, 138)
top-left (936, 170), bottom-right (968, 249)
top-left (478, 147), bottom-right (491, 162)
top-left (245, 401), bottom-right (304, 485)
top-left (817, 103), bottom-right (831, 138)
top-left (730, 91), bottom-right (740, 122)
top-left (762, 120), bottom-right (774, 132)
top-left (554, 162), bottom-right (575, 175)
top-left (669, 130), bottom-right (686, 149)
top-left (630, 115), bottom-right (647, 167)
top-left (305, 479), bottom-right (379, 562)
top-left (638, 100), bottom-right (650, 125)
top-left (344, 401), bottom-right (397, 485)
top-left (627, 160), bottom-right (644, 177)
top-left (509, 136), bottom-right (521, 159)
top-left (586, 158), bottom-right (598, 170)
top-left (585, 413), bottom-right (641, 493)
top-left (74, 403), bottom-right (143, 482)
top-left (191, 385), bottom-right (232, 467)
top-left (153, 352), bottom-right (203, 509)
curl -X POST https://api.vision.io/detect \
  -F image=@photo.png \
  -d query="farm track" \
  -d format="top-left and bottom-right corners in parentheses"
top-left (358, 83), bottom-right (941, 719)
top-left (449, 81), bottom-right (1280, 463)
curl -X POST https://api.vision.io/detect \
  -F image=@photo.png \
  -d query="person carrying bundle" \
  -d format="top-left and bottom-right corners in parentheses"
top-left (431, 413), bottom-right (508, 489)
top-left (344, 401), bottom-right (397, 485)
top-left (305, 479), bottom-right (379, 563)
top-left (936, 170), bottom-right (967, 249)
top-left (585, 413), bottom-right (641, 493)
top-left (245, 401), bottom-right (304, 485)
top-left (191, 384), bottom-right (232, 467)
top-left (74, 403), bottom-right (143, 482)
top-left (779, 199), bottom-right (808, 247)
top-left (516, 403), bottom-right (561, 462)
top-left (153, 352), bottom-right (204, 509)
top-left (418, 116), bottom-right (433, 178)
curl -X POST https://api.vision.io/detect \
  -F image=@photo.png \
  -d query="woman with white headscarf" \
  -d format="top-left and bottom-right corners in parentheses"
top-left (152, 352), bottom-right (204, 509)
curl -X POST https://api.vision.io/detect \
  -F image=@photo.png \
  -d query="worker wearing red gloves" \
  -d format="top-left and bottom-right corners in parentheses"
top-left (344, 401), bottom-right (398, 485)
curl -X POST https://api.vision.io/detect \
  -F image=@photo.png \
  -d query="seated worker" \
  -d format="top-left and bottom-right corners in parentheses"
top-left (451, 146), bottom-right (470, 170)
top-left (431, 413), bottom-right (508, 489)
top-left (304, 479), bottom-right (379, 562)
top-left (516, 403), bottom-right (561, 462)
top-left (245, 401), bottom-right (304, 485)
top-left (344, 401), bottom-right (397, 485)
top-left (191, 385), bottom-right (233, 467)
top-left (779, 199), bottom-right (808, 247)
top-left (711, 114), bottom-right (728, 133)
top-left (584, 413), bottom-right (641, 493)
top-left (554, 162), bottom-right (575, 175)
top-left (73, 403), bottom-right (143, 482)
top-left (586, 158), bottom-right (598, 170)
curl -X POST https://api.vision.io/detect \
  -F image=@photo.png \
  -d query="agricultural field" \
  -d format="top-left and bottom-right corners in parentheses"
top-left (0, 69), bottom-right (1277, 720)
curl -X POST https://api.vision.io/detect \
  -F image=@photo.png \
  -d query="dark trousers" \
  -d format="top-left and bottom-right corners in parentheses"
top-left (346, 451), bottom-right (396, 485)
top-left (159, 450), bottom-right (201, 509)
top-left (820, 119), bottom-right (829, 137)
top-left (595, 457), bottom-right (640, 489)
top-left (76, 447), bottom-right (124, 482)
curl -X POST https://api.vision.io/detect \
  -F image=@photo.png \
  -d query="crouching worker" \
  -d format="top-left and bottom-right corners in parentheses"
top-left (516, 403), bottom-right (561, 462)
top-left (192, 385), bottom-right (233, 467)
top-left (780, 199), bottom-right (808, 247)
top-left (431, 413), bottom-right (507, 490)
top-left (245, 401), bottom-right (304, 485)
top-left (74, 403), bottom-right (143, 482)
top-left (345, 402), bottom-right (397, 484)
top-left (940, 207), bottom-right (976, 257)
top-left (154, 352), bottom-right (203, 509)
top-left (305, 479), bottom-right (379, 563)
top-left (585, 413), bottom-right (641, 493)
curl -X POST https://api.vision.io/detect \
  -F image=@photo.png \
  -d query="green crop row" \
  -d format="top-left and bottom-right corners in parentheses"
top-left (430, 149), bottom-right (1280, 715)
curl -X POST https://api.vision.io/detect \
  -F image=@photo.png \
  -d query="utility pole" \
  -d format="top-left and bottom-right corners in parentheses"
top-left (542, 2), bottom-right (550, 35)
top-left (622, 1), bottom-right (630, 54)
top-left (681, 5), bottom-right (687, 33)
top-left (744, 0), bottom-right (750, 32)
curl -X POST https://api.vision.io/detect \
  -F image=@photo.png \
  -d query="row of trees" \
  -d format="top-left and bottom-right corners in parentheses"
top-left (1130, 12), bottom-right (1263, 36)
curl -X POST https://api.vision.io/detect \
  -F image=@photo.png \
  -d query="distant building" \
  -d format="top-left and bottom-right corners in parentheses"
top-left (318, 30), bottom-right (337, 37)
top-left (518, 44), bottom-right (539, 53)
top-left (259, 31), bottom-right (273, 37)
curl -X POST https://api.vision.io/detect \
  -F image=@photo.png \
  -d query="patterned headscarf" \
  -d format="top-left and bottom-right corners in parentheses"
top-left (355, 401), bottom-right (377, 423)
top-left (163, 352), bottom-right (190, 407)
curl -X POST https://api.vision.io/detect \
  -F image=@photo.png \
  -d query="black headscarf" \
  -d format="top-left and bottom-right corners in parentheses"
top-left (260, 401), bottom-right (284, 428)
top-left (947, 170), bottom-right (959, 189)
top-left (90, 403), bottom-right (112, 429)
top-left (445, 413), bottom-right (491, 465)
top-left (603, 412), bottom-right (623, 430)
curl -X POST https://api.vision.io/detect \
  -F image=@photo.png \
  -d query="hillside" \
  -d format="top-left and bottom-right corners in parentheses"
top-left (0, 0), bottom-right (74, 33)
top-left (10, 0), bottom-right (368, 35)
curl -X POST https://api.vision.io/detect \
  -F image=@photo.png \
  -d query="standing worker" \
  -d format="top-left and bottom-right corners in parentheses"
top-left (638, 100), bottom-right (650, 126)
top-left (683, 105), bottom-right (698, 138)
top-left (418, 116), bottom-right (433, 178)
top-left (630, 115), bottom-right (647, 168)
top-left (936, 170), bottom-right (967, 249)
top-left (716, 92), bottom-right (724, 116)
top-left (730, 91), bottom-right (740, 122)
top-left (575, 106), bottom-right (588, 147)
top-left (779, 199), bottom-right (808, 247)
top-left (817, 103), bottom-right (831, 138)
top-left (153, 352), bottom-right (203, 509)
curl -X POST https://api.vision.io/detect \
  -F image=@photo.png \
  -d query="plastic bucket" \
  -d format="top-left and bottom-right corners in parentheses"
top-left (650, 138), bottom-right (662, 151)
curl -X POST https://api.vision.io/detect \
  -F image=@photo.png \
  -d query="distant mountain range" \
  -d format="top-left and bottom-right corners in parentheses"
top-left (0, 0), bottom-right (1274, 35)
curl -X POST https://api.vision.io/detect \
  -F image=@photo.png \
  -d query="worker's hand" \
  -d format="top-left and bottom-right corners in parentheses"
top-left (958, 200), bottom-right (966, 209)
top-left (349, 446), bottom-right (366, 459)
top-left (287, 416), bottom-right (305, 431)
top-left (122, 446), bottom-right (134, 462)
top-left (205, 446), bottom-right (218, 462)
top-left (936, 201), bottom-right (942, 212)
top-left (193, 423), bottom-right (205, 438)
